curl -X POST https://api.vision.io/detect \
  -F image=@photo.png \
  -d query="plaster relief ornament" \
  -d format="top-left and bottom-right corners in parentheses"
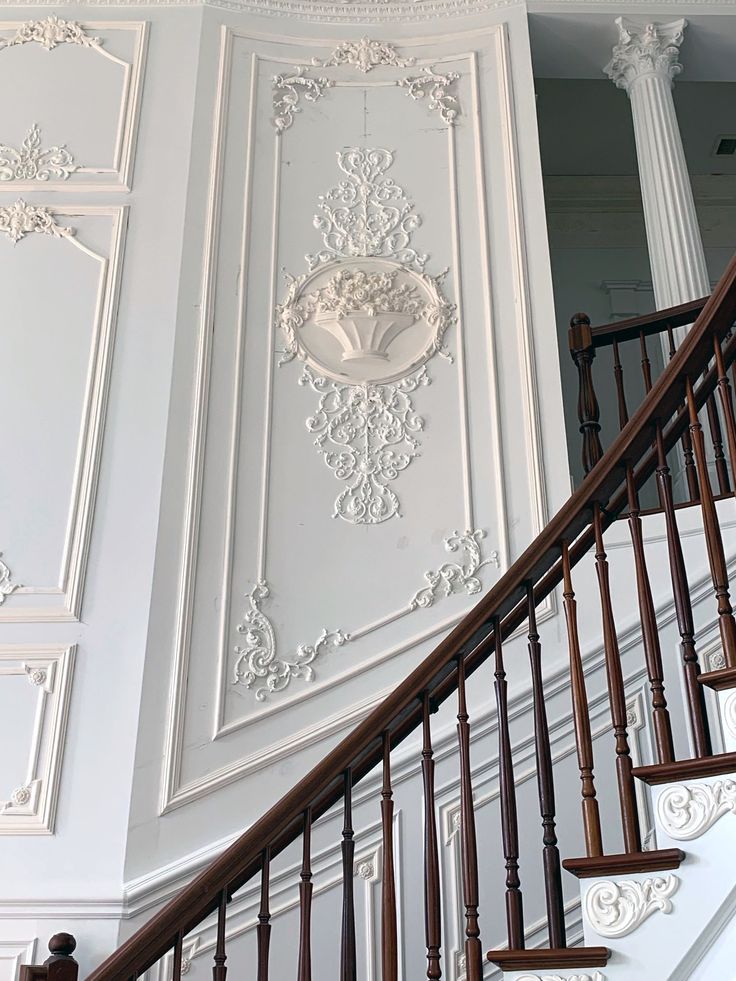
top-left (399, 67), bottom-right (460, 124)
top-left (0, 555), bottom-right (20, 604)
top-left (584, 875), bottom-right (679, 938)
top-left (0, 124), bottom-right (77, 182)
top-left (657, 779), bottom-right (736, 840)
top-left (314, 37), bottom-right (415, 73)
top-left (0, 200), bottom-right (74, 244)
top-left (409, 530), bottom-right (499, 610)
top-left (605, 18), bottom-right (685, 93)
top-left (272, 67), bottom-right (333, 132)
top-left (0, 15), bottom-right (102, 51)
top-left (517, 975), bottom-right (606, 981)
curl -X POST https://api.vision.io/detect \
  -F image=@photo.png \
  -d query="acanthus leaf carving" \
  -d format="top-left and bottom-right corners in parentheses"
top-left (0, 555), bottom-right (20, 605)
top-left (0, 124), bottom-right (77, 183)
top-left (605, 17), bottom-right (686, 92)
top-left (313, 37), bottom-right (415, 73)
top-left (584, 875), bottom-right (679, 938)
top-left (399, 66), bottom-right (460, 125)
top-left (233, 581), bottom-right (349, 700)
top-left (0, 200), bottom-right (74, 244)
top-left (272, 66), bottom-right (333, 132)
top-left (409, 530), bottom-right (499, 610)
top-left (0, 15), bottom-right (102, 51)
top-left (657, 779), bottom-right (736, 840)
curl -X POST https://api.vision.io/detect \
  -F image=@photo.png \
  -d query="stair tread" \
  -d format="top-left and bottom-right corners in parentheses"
top-left (699, 666), bottom-right (736, 691)
top-left (486, 947), bottom-right (610, 969)
top-left (562, 848), bottom-right (684, 878)
top-left (633, 751), bottom-right (736, 785)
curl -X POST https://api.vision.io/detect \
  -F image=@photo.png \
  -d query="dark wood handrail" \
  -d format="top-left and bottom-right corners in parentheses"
top-left (586, 296), bottom-right (707, 348)
top-left (87, 255), bottom-right (736, 981)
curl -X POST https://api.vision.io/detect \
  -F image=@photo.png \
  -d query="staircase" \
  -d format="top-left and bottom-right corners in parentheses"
top-left (33, 255), bottom-right (736, 980)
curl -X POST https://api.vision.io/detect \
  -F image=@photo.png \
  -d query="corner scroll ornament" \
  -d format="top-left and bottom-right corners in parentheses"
top-left (313, 38), bottom-right (415, 74)
top-left (399, 67), bottom-right (460, 125)
top-left (657, 780), bottom-right (736, 840)
top-left (0, 200), bottom-right (74, 244)
top-left (233, 581), bottom-right (349, 701)
top-left (0, 15), bottom-right (102, 51)
top-left (0, 555), bottom-right (19, 605)
top-left (584, 875), bottom-right (679, 938)
top-left (0, 124), bottom-right (77, 182)
top-left (409, 530), bottom-right (499, 610)
top-left (272, 67), bottom-right (333, 133)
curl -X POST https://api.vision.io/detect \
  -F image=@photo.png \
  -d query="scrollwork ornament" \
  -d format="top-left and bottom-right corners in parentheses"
top-left (314, 38), bottom-right (415, 73)
top-left (584, 875), bottom-right (679, 938)
top-left (0, 15), bottom-right (102, 51)
top-left (0, 200), bottom-right (74, 244)
top-left (399, 67), bottom-right (460, 125)
top-left (0, 124), bottom-right (77, 182)
top-left (0, 554), bottom-right (20, 604)
top-left (409, 530), bottom-right (499, 610)
top-left (233, 581), bottom-right (349, 700)
top-left (657, 780), bottom-right (736, 840)
top-left (272, 67), bottom-right (333, 132)
top-left (516, 975), bottom-right (606, 981)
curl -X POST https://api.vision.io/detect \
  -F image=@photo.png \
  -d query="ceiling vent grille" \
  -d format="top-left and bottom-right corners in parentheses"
top-left (714, 136), bottom-right (736, 156)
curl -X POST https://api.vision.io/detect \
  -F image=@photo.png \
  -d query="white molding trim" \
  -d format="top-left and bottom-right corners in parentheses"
top-left (0, 645), bottom-right (75, 834)
top-left (0, 205), bottom-right (128, 623)
top-left (657, 778), bottom-right (736, 840)
top-left (0, 939), bottom-right (37, 981)
top-left (584, 874), bottom-right (680, 939)
top-left (0, 19), bottom-right (148, 192)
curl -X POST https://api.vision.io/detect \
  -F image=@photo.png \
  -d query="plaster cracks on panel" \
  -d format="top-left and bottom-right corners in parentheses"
top-left (399, 66), bottom-right (460, 125)
top-left (584, 875), bottom-right (679, 938)
top-left (0, 124), bottom-right (77, 182)
top-left (0, 199), bottom-right (74, 243)
top-left (313, 37), bottom-right (415, 73)
top-left (409, 529), bottom-right (499, 610)
top-left (272, 66), bottom-right (332, 132)
top-left (0, 555), bottom-right (20, 604)
top-left (657, 779), bottom-right (736, 840)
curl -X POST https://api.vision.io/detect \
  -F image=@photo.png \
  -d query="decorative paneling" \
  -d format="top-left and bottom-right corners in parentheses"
top-left (0, 646), bottom-right (75, 834)
top-left (0, 205), bottom-right (127, 622)
top-left (0, 18), bottom-right (147, 191)
top-left (0, 940), bottom-right (37, 981)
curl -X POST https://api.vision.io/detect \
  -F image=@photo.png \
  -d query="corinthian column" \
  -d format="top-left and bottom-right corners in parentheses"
top-left (605, 18), bottom-right (709, 310)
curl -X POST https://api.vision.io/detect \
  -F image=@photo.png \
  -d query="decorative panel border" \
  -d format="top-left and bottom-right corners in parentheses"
top-left (0, 18), bottom-right (148, 191)
top-left (0, 940), bottom-right (37, 981)
top-left (0, 645), bottom-right (75, 835)
top-left (0, 204), bottom-right (128, 622)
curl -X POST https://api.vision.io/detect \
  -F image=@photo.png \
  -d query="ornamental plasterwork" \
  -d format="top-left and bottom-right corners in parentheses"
top-left (313, 37), bottom-right (415, 73)
top-left (584, 875), bottom-right (679, 938)
top-left (272, 66), bottom-right (333, 132)
top-left (0, 124), bottom-right (78, 182)
top-left (0, 15), bottom-right (102, 51)
top-left (399, 67), bottom-right (460, 124)
top-left (657, 779), bottom-right (736, 840)
top-left (409, 530), bottom-right (499, 610)
top-left (708, 649), bottom-right (726, 671)
top-left (233, 581), bottom-right (349, 700)
top-left (517, 974), bottom-right (606, 981)
top-left (0, 555), bottom-right (19, 605)
top-left (605, 17), bottom-right (686, 92)
top-left (0, 199), bottom-right (74, 244)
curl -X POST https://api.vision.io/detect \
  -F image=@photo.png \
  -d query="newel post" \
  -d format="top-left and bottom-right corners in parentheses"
top-left (20, 935), bottom-right (78, 981)
top-left (569, 313), bottom-right (604, 474)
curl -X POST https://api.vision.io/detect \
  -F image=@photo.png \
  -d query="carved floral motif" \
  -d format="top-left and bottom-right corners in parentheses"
top-left (399, 67), bottom-right (460, 124)
top-left (272, 66), bottom-right (333, 132)
top-left (657, 779), bottom-right (736, 840)
top-left (605, 17), bottom-right (685, 92)
top-left (409, 530), bottom-right (499, 610)
top-left (0, 200), bottom-right (74, 244)
top-left (233, 581), bottom-right (349, 700)
top-left (9, 786), bottom-right (31, 807)
top-left (314, 37), bottom-right (415, 73)
top-left (0, 124), bottom-right (77, 182)
top-left (0, 555), bottom-right (19, 604)
top-left (0, 15), bottom-right (102, 51)
top-left (25, 667), bottom-right (47, 687)
top-left (584, 875), bottom-right (679, 938)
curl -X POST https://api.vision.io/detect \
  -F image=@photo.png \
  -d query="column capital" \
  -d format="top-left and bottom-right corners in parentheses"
top-left (605, 17), bottom-right (687, 93)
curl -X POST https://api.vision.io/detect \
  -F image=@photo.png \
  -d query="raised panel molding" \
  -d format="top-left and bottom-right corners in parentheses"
top-left (0, 940), bottom-right (37, 981)
top-left (0, 204), bottom-right (127, 623)
top-left (0, 18), bottom-right (147, 191)
top-left (0, 646), bottom-right (75, 835)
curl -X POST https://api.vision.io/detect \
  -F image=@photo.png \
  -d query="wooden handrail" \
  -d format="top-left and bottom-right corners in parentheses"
top-left (584, 296), bottom-right (707, 349)
top-left (87, 255), bottom-right (736, 981)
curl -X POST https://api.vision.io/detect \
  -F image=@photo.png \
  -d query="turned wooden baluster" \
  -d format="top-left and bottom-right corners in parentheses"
top-left (257, 848), bottom-right (271, 981)
top-left (456, 657), bottom-right (482, 980)
top-left (297, 809), bottom-right (313, 981)
top-left (625, 466), bottom-right (675, 763)
top-left (639, 331), bottom-right (653, 392)
top-left (341, 769), bottom-right (357, 981)
top-left (686, 377), bottom-right (736, 669)
top-left (655, 425), bottom-right (712, 757)
top-left (561, 544), bottom-right (603, 856)
top-left (213, 890), bottom-right (228, 981)
top-left (705, 390), bottom-right (730, 495)
top-left (666, 325), bottom-right (699, 501)
top-left (593, 505), bottom-right (641, 852)
top-left (380, 733), bottom-right (398, 981)
top-left (493, 621), bottom-right (525, 949)
top-left (612, 339), bottom-right (629, 430)
top-left (569, 314), bottom-right (604, 473)
top-left (527, 583), bottom-right (566, 948)
top-left (422, 693), bottom-right (442, 980)
top-left (714, 334), bottom-right (736, 481)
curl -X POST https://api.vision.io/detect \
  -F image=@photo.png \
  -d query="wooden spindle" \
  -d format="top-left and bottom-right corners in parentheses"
top-left (380, 733), bottom-right (398, 981)
top-left (714, 334), bottom-right (736, 481)
top-left (655, 425), bottom-right (711, 757)
top-left (527, 583), bottom-right (566, 949)
top-left (593, 505), bottom-right (641, 852)
top-left (493, 622), bottom-right (525, 948)
top-left (561, 544), bottom-right (603, 856)
top-left (639, 331), bottom-right (653, 392)
top-left (172, 934), bottom-right (183, 981)
top-left (297, 809), bottom-right (313, 981)
top-left (612, 339), bottom-right (629, 430)
top-left (422, 693), bottom-right (442, 980)
top-left (569, 313), bottom-right (604, 473)
top-left (341, 769), bottom-right (357, 981)
top-left (665, 326), bottom-right (699, 500)
top-left (686, 377), bottom-right (736, 669)
top-left (257, 848), bottom-right (271, 981)
top-left (705, 392), bottom-right (730, 495)
top-left (626, 467), bottom-right (675, 762)
top-left (456, 657), bottom-right (482, 980)
top-left (213, 890), bottom-right (228, 981)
